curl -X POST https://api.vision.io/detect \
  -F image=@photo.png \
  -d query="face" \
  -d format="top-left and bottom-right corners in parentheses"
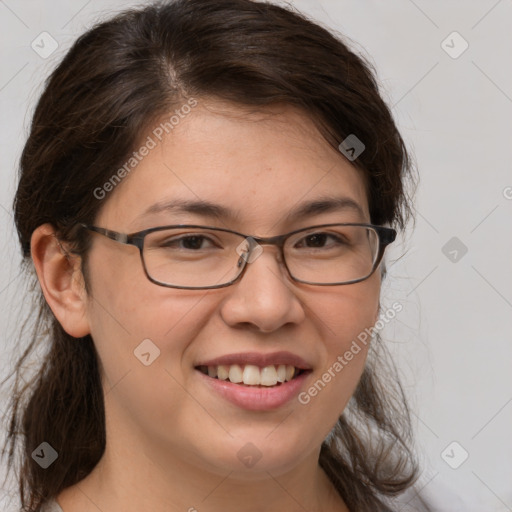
top-left (83, 100), bottom-right (381, 478)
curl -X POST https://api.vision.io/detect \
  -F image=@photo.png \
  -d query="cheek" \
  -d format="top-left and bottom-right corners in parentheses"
top-left (85, 247), bottom-right (220, 382)
top-left (84, 261), bottom-right (219, 433)
top-left (312, 273), bottom-right (380, 347)
top-left (297, 277), bottom-right (380, 428)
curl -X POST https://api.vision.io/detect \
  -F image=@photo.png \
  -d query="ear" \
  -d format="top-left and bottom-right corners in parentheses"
top-left (31, 223), bottom-right (90, 338)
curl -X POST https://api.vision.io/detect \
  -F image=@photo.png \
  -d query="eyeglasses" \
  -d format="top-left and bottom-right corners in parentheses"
top-left (80, 223), bottom-right (396, 289)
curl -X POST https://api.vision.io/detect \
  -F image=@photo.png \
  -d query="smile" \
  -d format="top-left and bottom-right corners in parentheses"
top-left (195, 364), bottom-right (305, 387)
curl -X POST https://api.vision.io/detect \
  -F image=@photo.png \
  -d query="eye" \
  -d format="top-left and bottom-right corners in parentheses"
top-left (294, 232), bottom-right (346, 249)
top-left (161, 234), bottom-right (218, 250)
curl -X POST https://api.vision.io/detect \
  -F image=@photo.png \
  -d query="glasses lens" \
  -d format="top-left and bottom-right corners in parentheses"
top-left (285, 225), bottom-right (379, 284)
top-left (142, 227), bottom-right (244, 288)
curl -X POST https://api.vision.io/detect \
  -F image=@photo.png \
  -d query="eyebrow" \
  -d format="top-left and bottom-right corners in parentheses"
top-left (137, 196), bottom-right (365, 224)
top-left (283, 196), bottom-right (365, 222)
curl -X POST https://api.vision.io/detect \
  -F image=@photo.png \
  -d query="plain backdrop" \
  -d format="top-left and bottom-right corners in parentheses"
top-left (0, 1), bottom-right (511, 511)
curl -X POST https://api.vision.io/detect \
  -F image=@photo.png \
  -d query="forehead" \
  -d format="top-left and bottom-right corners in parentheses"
top-left (97, 100), bottom-right (370, 230)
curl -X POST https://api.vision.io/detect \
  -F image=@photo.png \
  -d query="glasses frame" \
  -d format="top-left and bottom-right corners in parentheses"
top-left (80, 222), bottom-right (396, 289)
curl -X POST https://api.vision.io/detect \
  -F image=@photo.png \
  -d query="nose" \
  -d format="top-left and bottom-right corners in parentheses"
top-left (219, 245), bottom-right (306, 333)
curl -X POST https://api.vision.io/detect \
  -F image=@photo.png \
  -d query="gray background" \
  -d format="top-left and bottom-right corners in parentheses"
top-left (1, 1), bottom-right (511, 510)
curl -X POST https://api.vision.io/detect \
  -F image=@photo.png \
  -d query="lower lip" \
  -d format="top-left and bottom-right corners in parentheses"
top-left (196, 370), bottom-right (311, 411)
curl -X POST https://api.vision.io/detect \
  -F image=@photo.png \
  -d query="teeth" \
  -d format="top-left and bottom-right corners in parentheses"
top-left (217, 365), bottom-right (228, 380)
top-left (276, 364), bottom-right (287, 383)
top-left (260, 365), bottom-right (278, 386)
top-left (228, 364), bottom-right (243, 384)
top-left (243, 364), bottom-right (260, 385)
top-left (199, 364), bottom-right (300, 386)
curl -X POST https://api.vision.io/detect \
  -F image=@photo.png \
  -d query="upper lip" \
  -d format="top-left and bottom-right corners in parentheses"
top-left (195, 351), bottom-right (313, 370)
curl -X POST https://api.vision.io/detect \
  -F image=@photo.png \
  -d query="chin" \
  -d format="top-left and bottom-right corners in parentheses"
top-left (197, 435), bottom-right (315, 478)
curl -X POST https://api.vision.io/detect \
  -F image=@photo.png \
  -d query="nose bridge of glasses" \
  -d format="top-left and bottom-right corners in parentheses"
top-left (236, 234), bottom-right (285, 267)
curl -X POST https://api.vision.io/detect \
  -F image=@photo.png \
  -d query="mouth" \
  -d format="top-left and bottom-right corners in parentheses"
top-left (195, 364), bottom-right (308, 387)
top-left (194, 352), bottom-right (313, 410)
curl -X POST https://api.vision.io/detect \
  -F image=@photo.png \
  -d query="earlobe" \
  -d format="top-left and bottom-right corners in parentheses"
top-left (31, 223), bottom-right (90, 338)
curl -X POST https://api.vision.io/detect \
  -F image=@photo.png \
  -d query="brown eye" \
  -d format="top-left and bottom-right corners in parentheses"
top-left (160, 235), bottom-right (216, 250)
top-left (295, 232), bottom-right (344, 249)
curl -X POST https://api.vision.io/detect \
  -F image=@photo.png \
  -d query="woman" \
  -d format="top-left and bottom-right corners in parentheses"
top-left (3, 0), bottom-right (425, 510)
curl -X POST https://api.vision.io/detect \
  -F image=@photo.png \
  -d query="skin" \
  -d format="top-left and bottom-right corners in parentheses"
top-left (32, 100), bottom-right (381, 512)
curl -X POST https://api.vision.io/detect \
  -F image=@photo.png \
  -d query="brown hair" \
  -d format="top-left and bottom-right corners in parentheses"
top-left (2, 1), bottom-right (420, 510)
